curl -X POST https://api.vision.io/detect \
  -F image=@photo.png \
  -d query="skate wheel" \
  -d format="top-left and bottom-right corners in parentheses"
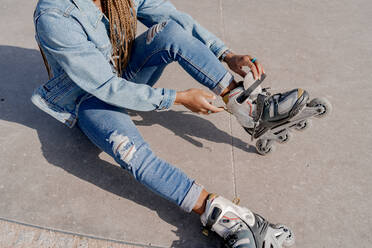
top-left (308, 97), bottom-right (332, 118)
top-left (275, 224), bottom-right (295, 247)
top-left (283, 232), bottom-right (295, 247)
top-left (294, 119), bottom-right (312, 131)
top-left (278, 131), bottom-right (292, 144)
top-left (256, 139), bottom-right (276, 155)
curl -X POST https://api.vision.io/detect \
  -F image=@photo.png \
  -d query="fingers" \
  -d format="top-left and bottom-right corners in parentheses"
top-left (241, 56), bottom-right (258, 80)
top-left (200, 92), bottom-right (224, 114)
top-left (242, 56), bottom-right (264, 80)
top-left (249, 60), bottom-right (259, 80)
top-left (197, 107), bottom-right (224, 115)
top-left (183, 89), bottom-right (224, 115)
top-left (235, 67), bottom-right (247, 78)
top-left (254, 60), bottom-right (265, 78)
top-left (227, 54), bottom-right (265, 80)
top-left (204, 103), bottom-right (224, 114)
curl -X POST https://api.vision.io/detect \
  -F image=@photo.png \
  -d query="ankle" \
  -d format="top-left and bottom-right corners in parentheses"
top-left (192, 189), bottom-right (210, 215)
top-left (220, 80), bottom-right (239, 97)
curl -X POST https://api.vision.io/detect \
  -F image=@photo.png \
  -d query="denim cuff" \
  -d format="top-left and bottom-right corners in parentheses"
top-left (209, 40), bottom-right (229, 59)
top-left (158, 88), bottom-right (177, 110)
top-left (180, 182), bottom-right (204, 213)
top-left (212, 72), bottom-right (234, 95)
top-left (216, 46), bottom-right (230, 61)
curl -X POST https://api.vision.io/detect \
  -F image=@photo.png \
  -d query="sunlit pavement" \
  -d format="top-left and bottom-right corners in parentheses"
top-left (0, 0), bottom-right (371, 247)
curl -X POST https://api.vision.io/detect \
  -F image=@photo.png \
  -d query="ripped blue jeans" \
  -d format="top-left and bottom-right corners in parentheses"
top-left (77, 20), bottom-right (233, 212)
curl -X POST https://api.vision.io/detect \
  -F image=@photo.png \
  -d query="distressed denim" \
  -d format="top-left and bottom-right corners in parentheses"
top-left (32, 0), bottom-right (234, 212)
top-left (77, 19), bottom-right (233, 211)
top-left (78, 96), bottom-right (203, 212)
top-left (32, 0), bottom-right (232, 127)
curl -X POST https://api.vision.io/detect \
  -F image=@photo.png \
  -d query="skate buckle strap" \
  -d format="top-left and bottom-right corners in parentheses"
top-left (251, 123), bottom-right (257, 141)
top-left (202, 194), bottom-right (222, 237)
top-left (254, 94), bottom-right (267, 122)
top-left (202, 207), bottom-right (221, 237)
top-left (236, 73), bottom-right (266, 104)
top-left (251, 94), bottom-right (268, 141)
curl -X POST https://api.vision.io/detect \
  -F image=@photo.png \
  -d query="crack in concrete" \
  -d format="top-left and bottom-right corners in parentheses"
top-left (219, 0), bottom-right (238, 199)
top-left (0, 217), bottom-right (166, 248)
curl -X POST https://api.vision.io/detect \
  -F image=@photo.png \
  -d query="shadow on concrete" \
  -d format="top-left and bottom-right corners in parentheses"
top-left (0, 45), bottom-right (253, 247)
top-left (127, 110), bottom-right (255, 153)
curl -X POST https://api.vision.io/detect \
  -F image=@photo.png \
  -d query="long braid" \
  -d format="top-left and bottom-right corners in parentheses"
top-left (101, 0), bottom-right (137, 76)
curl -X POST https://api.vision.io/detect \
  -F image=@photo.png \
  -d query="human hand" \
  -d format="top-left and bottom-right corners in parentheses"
top-left (224, 52), bottom-right (265, 80)
top-left (174, 88), bottom-right (224, 115)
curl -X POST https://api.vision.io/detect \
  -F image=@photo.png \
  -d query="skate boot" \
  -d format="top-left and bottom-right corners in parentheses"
top-left (224, 73), bottom-right (332, 155)
top-left (201, 194), bottom-right (295, 248)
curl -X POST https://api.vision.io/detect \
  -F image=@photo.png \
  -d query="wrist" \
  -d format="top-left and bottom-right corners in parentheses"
top-left (221, 49), bottom-right (234, 63)
top-left (220, 79), bottom-right (239, 97)
top-left (224, 51), bottom-right (234, 63)
top-left (175, 91), bottom-right (186, 105)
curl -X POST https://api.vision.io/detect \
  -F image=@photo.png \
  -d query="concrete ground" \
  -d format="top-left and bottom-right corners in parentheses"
top-left (0, 218), bottom-right (151, 248)
top-left (1, 0), bottom-right (371, 247)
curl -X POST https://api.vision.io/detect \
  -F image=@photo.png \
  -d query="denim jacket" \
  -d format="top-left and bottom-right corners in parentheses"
top-left (32, 0), bottom-right (228, 127)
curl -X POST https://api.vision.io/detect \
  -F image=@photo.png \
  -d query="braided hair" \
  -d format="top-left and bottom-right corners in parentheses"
top-left (100, 0), bottom-right (137, 76)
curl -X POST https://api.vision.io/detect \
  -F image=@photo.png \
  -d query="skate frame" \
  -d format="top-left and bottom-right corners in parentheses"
top-left (258, 104), bottom-right (322, 143)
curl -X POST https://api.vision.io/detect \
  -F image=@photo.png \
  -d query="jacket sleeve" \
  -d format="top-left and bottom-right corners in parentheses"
top-left (35, 11), bottom-right (176, 111)
top-left (136, 0), bottom-right (229, 59)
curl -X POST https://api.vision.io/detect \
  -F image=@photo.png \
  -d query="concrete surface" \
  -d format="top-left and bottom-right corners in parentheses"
top-left (0, 217), bottom-right (156, 248)
top-left (0, 0), bottom-right (371, 247)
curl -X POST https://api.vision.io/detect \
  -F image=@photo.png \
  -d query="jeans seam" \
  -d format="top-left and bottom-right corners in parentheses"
top-left (133, 48), bottom-right (169, 76)
top-left (132, 49), bottom-right (221, 89)
top-left (178, 52), bottom-right (220, 85)
top-left (74, 93), bottom-right (93, 126)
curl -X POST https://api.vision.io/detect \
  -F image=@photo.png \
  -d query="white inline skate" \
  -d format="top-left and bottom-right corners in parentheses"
top-left (201, 194), bottom-right (295, 248)
top-left (224, 73), bottom-right (332, 155)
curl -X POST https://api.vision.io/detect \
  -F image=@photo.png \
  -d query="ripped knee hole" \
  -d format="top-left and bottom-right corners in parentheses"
top-left (146, 21), bottom-right (168, 45)
top-left (108, 131), bottom-right (137, 164)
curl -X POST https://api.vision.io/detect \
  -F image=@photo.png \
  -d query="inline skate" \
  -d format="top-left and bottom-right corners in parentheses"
top-left (201, 194), bottom-right (295, 248)
top-left (224, 73), bottom-right (332, 155)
